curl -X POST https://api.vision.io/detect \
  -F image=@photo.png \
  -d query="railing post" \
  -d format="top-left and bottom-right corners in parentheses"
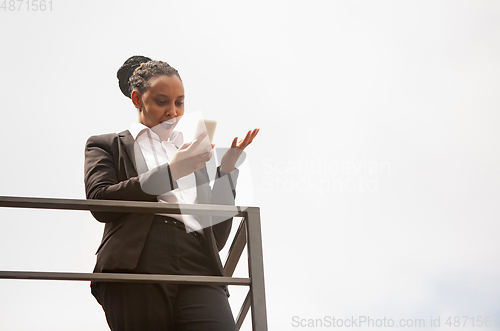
top-left (246, 207), bottom-right (268, 331)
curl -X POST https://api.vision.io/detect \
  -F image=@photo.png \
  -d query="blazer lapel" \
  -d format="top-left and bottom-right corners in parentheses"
top-left (118, 130), bottom-right (137, 170)
top-left (118, 130), bottom-right (148, 176)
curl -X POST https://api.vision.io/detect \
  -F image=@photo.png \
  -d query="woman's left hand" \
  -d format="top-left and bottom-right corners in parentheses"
top-left (220, 128), bottom-right (259, 173)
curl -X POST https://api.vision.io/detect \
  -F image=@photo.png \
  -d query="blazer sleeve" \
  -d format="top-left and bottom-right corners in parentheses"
top-left (84, 134), bottom-right (178, 223)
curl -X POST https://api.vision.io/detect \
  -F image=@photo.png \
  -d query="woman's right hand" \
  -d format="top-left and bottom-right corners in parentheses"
top-left (169, 132), bottom-right (214, 181)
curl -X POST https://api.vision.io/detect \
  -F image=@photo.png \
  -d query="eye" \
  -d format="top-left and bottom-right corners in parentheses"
top-left (176, 100), bottom-right (184, 106)
top-left (156, 100), bottom-right (166, 105)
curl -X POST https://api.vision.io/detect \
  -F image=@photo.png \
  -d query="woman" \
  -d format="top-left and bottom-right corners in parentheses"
top-left (84, 55), bottom-right (258, 331)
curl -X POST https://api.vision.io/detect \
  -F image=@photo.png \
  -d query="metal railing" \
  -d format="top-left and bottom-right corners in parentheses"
top-left (0, 196), bottom-right (268, 331)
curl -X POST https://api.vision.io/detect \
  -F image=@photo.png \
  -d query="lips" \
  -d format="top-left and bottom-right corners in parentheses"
top-left (160, 118), bottom-right (177, 130)
top-left (151, 118), bottom-right (179, 141)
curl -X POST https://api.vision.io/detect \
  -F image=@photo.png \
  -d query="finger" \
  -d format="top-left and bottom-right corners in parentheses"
top-left (178, 142), bottom-right (193, 150)
top-left (235, 132), bottom-right (249, 148)
top-left (231, 137), bottom-right (238, 149)
top-left (238, 130), bottom-right (252, 148)
top-left (199, 151), bottom-right (212, 162)
top-left (199, 152), bottom-right (210, 158)
top-left (203, 143), bottom-right (215, 153)
top-left (237, 129), bottom-right (259, 150)
top-left (195, 153), bottom-right (211, 167)
top-left (248, 128), bottom-right (259, 144)
top-left (245, 129), bottom-right (255, 145)
top-left (193, 143), bottom-right (214, 157)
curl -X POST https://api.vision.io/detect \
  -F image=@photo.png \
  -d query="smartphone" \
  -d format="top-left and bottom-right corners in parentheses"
top-left (194, 119), bottom-right (217, 150)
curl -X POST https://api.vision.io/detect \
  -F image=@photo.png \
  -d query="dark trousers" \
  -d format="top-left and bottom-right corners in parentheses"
top-left (94, 215), bottom-right (237, 331)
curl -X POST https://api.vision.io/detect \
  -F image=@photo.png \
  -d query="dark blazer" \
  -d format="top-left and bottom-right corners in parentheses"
top-left (84, 129), bottom-right (239, 279)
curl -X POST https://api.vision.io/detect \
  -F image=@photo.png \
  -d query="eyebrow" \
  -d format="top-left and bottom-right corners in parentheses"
top-left (156, 93), bottom-right (184, 98)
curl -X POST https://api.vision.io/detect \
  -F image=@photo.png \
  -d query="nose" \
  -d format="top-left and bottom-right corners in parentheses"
top-left (165, 103), bottom-right (178, 118)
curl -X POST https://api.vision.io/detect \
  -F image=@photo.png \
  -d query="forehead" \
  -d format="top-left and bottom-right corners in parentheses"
top-left (147, 75), bottom-right (184, 96)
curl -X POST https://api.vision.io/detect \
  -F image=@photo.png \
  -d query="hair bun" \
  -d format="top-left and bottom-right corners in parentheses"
top-left (117, 55), bottom-right (152, 98)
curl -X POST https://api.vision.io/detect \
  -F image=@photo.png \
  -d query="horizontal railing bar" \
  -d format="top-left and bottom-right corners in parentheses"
top-left (0, 271), bottom-right (250, 286)
top-left (0, 196), bottom-right (259, 217)
top-left (224, 217), bottom-right (247, 277)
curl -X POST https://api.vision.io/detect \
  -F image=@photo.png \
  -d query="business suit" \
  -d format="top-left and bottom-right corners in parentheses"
top-left (84, 129), bottom-right (239, 330)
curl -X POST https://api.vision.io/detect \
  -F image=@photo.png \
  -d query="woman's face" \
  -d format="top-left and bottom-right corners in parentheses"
top-left (132, 74), bottom-right (185, 131)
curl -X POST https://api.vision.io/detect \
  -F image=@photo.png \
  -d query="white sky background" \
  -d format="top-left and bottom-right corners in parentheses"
top-left (0, 0), bottom-right (499, 330)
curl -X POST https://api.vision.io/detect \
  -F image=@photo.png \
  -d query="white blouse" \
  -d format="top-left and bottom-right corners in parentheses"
top-left (129, 122), bottom-right (203, 234)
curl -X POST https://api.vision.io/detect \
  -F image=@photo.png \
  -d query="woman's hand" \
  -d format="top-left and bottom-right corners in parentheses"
top-left (220, 128), bottom-right (259, 173)
top-left (169, 132), bottom-right (215, 181)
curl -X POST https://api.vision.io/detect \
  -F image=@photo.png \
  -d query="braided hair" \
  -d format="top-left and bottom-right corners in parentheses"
top-left (116, 55), bottom-right (182, 99)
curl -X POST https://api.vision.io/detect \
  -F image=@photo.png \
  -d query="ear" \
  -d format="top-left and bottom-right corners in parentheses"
top-left (131, 90), bottom-right (142, 110)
